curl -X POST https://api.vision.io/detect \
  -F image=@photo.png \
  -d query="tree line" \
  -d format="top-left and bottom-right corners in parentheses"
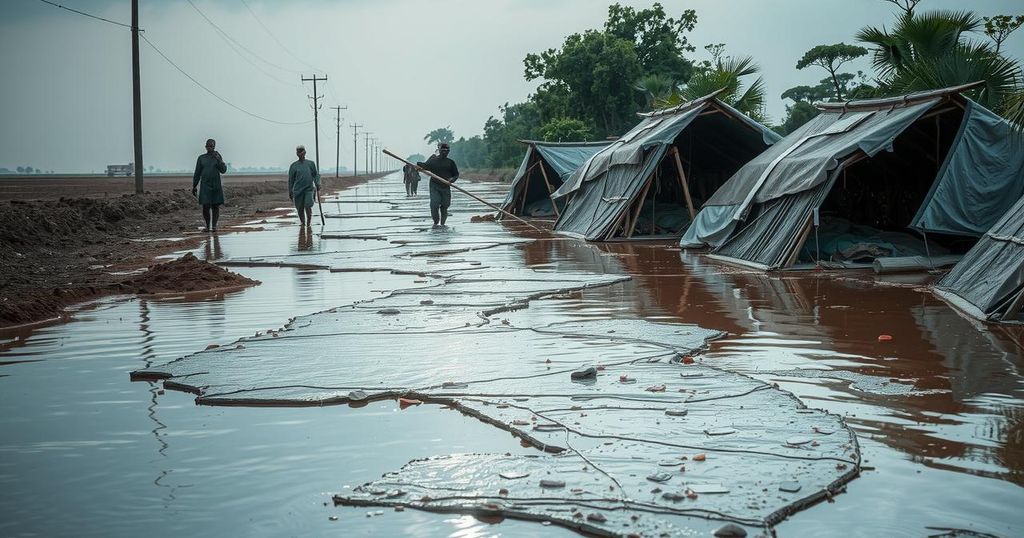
top-left (426, 1), bottom-right (1023, 170)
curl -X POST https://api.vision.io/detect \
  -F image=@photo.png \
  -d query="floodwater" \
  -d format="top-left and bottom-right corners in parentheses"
top-left (1, 174), bottom-right (1022, 537)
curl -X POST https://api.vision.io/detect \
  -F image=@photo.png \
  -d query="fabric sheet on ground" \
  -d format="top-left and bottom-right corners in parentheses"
top-left (798, 216), bottom-right (949, 263)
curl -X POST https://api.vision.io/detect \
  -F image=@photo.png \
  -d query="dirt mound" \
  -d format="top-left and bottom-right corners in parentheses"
top-left (118, 253), bottom-right (259, 295)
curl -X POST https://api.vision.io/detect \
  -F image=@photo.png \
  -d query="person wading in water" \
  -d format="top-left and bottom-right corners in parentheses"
top-left (288, 145), bottom-right (321, 228)
top-left (417, 143), bottom-right (459, 226)
top-left (191, 138), bottom-right (227, 233)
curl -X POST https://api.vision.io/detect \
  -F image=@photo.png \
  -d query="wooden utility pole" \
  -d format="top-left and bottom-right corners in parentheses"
top-left (301, 74), bottom-right (328, 169)
top-left (363, 132), bottom-right (373, 175)
top-left (131, 0), bottom-right (143, 194)
top-left (350, 123), bottom-right (363, 175)
top-left (331, 105), bottom-right (347, 178)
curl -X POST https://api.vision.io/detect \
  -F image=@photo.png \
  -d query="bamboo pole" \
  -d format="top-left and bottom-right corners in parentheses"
top-left (536, 160), bottom-right (561, 218)
top-left (511, 160), bottom-right (542, 220)
top-left (383, 149), bottom-right (544, 232)
top-left (670, 147), bottom-right (696, 220)
top-left (626, 177), bottom-right (654, 238)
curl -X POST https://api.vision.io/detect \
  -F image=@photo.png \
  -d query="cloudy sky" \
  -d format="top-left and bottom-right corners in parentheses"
top-left (2, 0), bottom-right (1022, 173)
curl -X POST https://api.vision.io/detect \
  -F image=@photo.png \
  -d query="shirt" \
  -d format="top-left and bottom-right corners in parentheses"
top-left (417, 155), bottom-right (459, 189)
top-left (288, 159), bottom-right (321, 197)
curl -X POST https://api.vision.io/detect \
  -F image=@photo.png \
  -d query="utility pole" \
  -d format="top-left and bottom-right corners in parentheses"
top-left (131, 0), bottom-right (143, 194)
top-left (301, 74), bottom-right (328, 169)
top-left (350, 123), bottom-right (363, 175)
top-left (363, 132), bottom-right (373, 176)
top-left (330, 105), bottom-right (347, 178)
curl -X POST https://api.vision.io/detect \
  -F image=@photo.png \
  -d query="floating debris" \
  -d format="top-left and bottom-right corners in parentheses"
top-left (779, 481), bottom-right (802, 493)
top-left (570, 366), bottom-right (597, 380)
top-left (539, 479), bottom-right (565, 488)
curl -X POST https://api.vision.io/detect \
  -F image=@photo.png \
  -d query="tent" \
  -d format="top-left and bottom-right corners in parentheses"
top-left (933, 194), bottom-right (1024, 322)
top-left (551, 92), bottom-right (780, 241)
top-left (681, 83), bottom-right (1024, 271)
top-left (498, 140), bottom-right (610, 219)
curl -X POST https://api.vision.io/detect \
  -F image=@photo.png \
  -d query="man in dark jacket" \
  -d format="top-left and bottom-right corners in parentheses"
top-left (417, 143), bottom-right (459, 226)
top-left (192, 138), bottom-right (227, 232)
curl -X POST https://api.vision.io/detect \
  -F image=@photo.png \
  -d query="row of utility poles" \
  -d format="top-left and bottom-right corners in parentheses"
top-left (126, 0), bottom-right (394, 195)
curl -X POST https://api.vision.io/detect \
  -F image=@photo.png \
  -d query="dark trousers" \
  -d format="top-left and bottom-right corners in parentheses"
top-left (429, 182), bottom-right (452, 224)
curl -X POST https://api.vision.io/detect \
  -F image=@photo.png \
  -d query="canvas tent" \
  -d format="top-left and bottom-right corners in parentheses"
top-left (933, 194), bottom-right (1024, 322)
top-left (681, 83), bottom-right (1024, 271)
top-left (498, 140), bottom-right (610, 218)
top-left (550, 93), bottom-right (780, 241)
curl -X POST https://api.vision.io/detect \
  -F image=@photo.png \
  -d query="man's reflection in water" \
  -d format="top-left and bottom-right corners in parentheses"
top-left (202, 234), bottom-right (223, 261)
top-left (297, 226), bottom-right (313, 251)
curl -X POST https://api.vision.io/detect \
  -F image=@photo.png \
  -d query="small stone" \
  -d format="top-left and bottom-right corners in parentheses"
top-left (586, 513), bottom-right (607, 523)
top-left (705, 427), bottom-right (737, 436)
top-left (394, 505), bottom-right (405, 512)
top-left (419, 299), bottom-right (434, 305)
top-left (540, 479), bottom-right (565, 488)
top-left (692, 454), bottom-right (706, 461)
top-left (619, 375), bottom-right (636, 384)
top-left (779, 481), bottom-right (802, 493)
top-left (646, 384), bottom-right (667, 392)
top-left (328, 516), bottom-right (338, 521)
top-left (713, 523), bottom-right (748, 537)
top-left (571, 366), bottom-right (597, 380)
top-left (205, 344), bottom-right (219, 350)
top-left (646, 472), bottom-right (672, 483)
top-left (665, 409), bottom-right (688, 417)
top-left (662, 490), bottom-right (686, 501)
top-left (347, 390), bottom-right (367, 401)
top-left (376, 308), bottom-right (401, 315)
top-left (512, 419), bottom-right (530, 426)
top-left (498, 488), bottom-right (509, 495)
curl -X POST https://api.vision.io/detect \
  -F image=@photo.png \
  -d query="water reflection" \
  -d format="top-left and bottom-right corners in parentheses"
top-left (202, 234), bottom-right (223, 261)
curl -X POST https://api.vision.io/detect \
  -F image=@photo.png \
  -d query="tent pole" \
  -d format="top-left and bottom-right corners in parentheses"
top-left (536, 160), bottom-right (561, 218)
top-left (1003, 287), bottom-right (1024, 321)
top-left (920, 228), bottom-right (934, 270)
top-left (670, 146), bottom-right (696, 220)
top-left (785, 216), bottom-right (814, 269)
top-left (626, 176), bottom-right (654, 238)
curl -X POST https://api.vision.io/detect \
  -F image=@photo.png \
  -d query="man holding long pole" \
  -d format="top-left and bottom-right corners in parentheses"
top-left (417, 143), bottom-right (459, 227)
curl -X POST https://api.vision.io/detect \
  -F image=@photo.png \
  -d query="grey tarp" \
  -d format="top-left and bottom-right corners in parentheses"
top-left (911, 100), bottom-right (1024, 236)
top-left (681, 99), bottom-right (939, 249)
top-left (934, 195), bottom-right (1024, 321)
top-left (499, 141), bottom-right (610, 215)
top-left (553, 95), bottom-right (779, 241)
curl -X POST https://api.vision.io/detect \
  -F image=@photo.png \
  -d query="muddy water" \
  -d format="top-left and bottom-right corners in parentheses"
top-left (1, 175), bottom-right (1022, 537)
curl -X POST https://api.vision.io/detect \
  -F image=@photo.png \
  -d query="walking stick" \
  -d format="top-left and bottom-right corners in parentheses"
top-left (316, 187), bottom-right (325, 225)
top-left (382, 149), bottom-right (544, 232)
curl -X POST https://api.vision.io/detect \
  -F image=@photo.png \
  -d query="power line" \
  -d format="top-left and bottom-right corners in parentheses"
top-left (185, 0), bottom-right (302, 78)
top-left (141, 34), bottom-right (310, 126)
top-left (36, 0), bottom-right (133, 29)
top-left (238, 0), bottom-right (323, 73)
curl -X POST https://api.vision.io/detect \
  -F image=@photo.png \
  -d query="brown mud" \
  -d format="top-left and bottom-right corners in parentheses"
top-left (0, 173), bottom-right (379, 327)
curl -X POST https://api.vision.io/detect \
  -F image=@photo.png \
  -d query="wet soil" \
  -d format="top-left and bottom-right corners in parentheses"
top-left (0, 173), bottom-right (379, 327)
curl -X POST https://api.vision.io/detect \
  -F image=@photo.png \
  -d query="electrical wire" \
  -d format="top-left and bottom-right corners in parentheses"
top-left (238, 0), bottom-right (323, 73)
top-left (35, 0), bottom-right (133, 29)
top-left (140, 34), bottom-right (311, 126)
top-left (185, 0), bottom-right (303, 83)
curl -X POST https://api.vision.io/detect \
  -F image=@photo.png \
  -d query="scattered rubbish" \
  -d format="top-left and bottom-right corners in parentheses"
top-left (586, 513), bottom-right (607, 523)
top-left (619, 375), bottom-right (636, 384)
top-left (347, 390), bottom-right (368, 401)
top-left (692, 454), bottom-right (707, 461)
top-left (877, 334), bottom-right (893, 341)
top-left (419, 299), bottom-right (434, 305)
top-left (665, 409), bottom-right (688, 417)
top-left (646, 472), bottom-right (672, 483)
top-left (646, 384), bottom-right (667, 392)
top-left (681, 356), bottom-right (695, 364)
top-left (328, 516), bottom-right (338, 521)
top-left (705, 428), bottom-right (737, 436)
top-left (205, 344), bottom-right (219, 350)
top-left (377, 308), bottom-right (401, 315)
top-left (398, 398), bottom-right (422, 408)
top-left (539, 479), bottom-right (565, 488)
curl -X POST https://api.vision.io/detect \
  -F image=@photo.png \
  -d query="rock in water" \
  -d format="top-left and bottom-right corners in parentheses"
top-left (714, 523), bottom-right (748, 537)
top-left (570, 366), bottom-right (597, 380)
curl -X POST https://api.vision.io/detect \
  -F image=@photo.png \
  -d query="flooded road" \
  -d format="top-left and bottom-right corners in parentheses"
top-left (1, 174), bottom-right (1022, 537)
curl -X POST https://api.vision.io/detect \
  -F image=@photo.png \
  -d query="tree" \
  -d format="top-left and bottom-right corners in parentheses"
top-left (857, 9), bottom-right (981, 79)
top-left (795, 43), bottom-right (868, 100)
top-left (604, 3), bottom-right (697, 81)
top-left (984, 15), bottom-right (1024, 54)
top-left (634, 73), bottom-right (675, 109)
top-left (539, 118), bottom-right (593, 142)
top-left (882, 0), bottom-right (923, 18)
top-left (24, 166), bottom-right (33, 174)
top-left (777, 101), bottom-right (821, 135)
top-left (423, 127), bottom-right (454, 146)
top-left (16, 166), bottom-right (24, 174)
top-left (449, 136), bottom-right (488, 169)
top-left (658, 52), bottom-right (766, 121)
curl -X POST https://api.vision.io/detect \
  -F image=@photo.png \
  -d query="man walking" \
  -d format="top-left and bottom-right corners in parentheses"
top-left (402, 162), bottom-right (420, 196)
top-left (288, 145), bottom-right (321, 228)
top-left (191, 138), bottom-right (227, 232)
top-left (417, 143), bottom-right (459, 226)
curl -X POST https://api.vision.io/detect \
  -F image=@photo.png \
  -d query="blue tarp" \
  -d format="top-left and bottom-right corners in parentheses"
top-left (499, 141), bottom-right (610, 216)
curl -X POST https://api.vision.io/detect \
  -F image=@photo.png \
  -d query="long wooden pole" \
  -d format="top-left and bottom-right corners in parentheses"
top-left (131, 0), bottom-right (143, 194)
top-left (536, 159), bottom-right (561, 218)
top-left (382, 149), bottom-right (544, 231)
top-left (670, 147), bottom-right (696, 220)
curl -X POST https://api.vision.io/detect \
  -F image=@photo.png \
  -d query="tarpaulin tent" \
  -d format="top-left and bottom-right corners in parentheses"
top-left (551, 92), bottom-right (780, 241)
top-left (498, 140), bottom-right (610, 218)
top-left (681, 83), bottom-right (1024, 271)
top-left (934, 194), bottom-right (1024, 322)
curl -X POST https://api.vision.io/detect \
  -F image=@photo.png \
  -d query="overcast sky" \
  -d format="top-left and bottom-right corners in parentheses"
top-left (2, 0), bottom-right (1022, 173)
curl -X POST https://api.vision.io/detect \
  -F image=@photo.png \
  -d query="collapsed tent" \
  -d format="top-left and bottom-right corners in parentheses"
top-left (933, 194), bottom-right (1024, 322)
top-left (551, 93), bottom-right (780, 241)
top-left (681, 83), bottom-right (1024, 271)
top-left (498, 140), bottom-right (610, 218)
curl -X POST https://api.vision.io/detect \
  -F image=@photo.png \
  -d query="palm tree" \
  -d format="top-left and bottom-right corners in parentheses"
top-left (634, 74), bottom-right (675, 110)
top-left (856, 10), bottom-right (981, 79)
top-left (655, 55), bottom-right (766, 121)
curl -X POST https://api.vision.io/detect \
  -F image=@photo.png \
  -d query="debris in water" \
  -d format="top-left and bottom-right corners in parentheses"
top-left (779, 481), bottom-right (802, 493)
top-left (665, 409), bottom-right (688, 417)
top-left (706, 428), bottom-right (737, 436)
top-left (877, 334), bottom-right (893, 341)
top-left (570, 366), bottom-right (597, 380)
top-left (646, 384), bottom-right (667, 392)
top-left (646, 472), bottom-right (672, 483)
top-left (714, 523), bottom-right (748, 537)
top-left (539, 479), bottom-right (565, 488)
top-left (398, 398), bottom-right (421, 408)
top-left (692, 453), bottom-right (707, 461)
top-left (377, 308), bottom-right (401, 315)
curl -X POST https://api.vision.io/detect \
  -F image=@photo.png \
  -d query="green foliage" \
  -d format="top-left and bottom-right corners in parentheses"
top-left (795, 43), bottom-right (868, 100)
top-left (776, 101), bottom-right (820, 135)
top-left (657, 52), bottom-right (766, 121)
top-left (857, 10), bottom-right (981, 79)
top-left (984, 15), bottom-right (1024, 53)
top-left (634, 73), bottom-right (675, 109)
top-left (423, 127), bottom-right (454, 146)
top-left (539, 118), bottom-right (593, 142)
top-left (604, 3), bottom-right (697, 81)
top-left (483, 101), bottom-right (543, 168)
top-left (448, 136), bottom-right (488, 169)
